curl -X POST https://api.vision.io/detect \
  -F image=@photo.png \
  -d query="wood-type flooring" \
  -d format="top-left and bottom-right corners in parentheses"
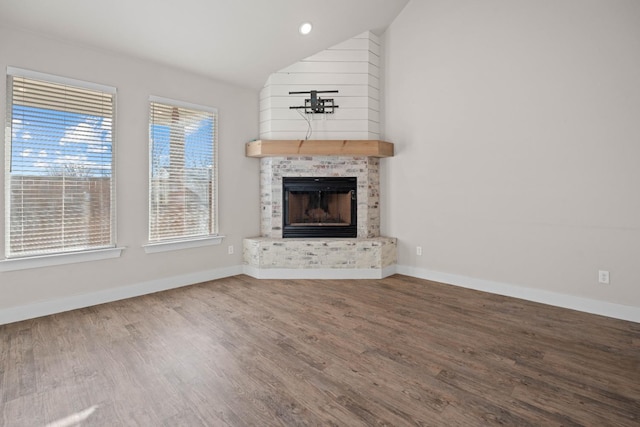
top-left (1, 274), bottom-right (639, 426)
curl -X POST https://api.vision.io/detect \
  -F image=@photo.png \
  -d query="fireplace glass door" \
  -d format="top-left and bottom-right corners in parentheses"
top-left (283, 177), bottom-right (357, 238)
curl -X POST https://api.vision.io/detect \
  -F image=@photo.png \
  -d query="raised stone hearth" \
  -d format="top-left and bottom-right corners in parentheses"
top-left (243, 140), bottom-right (397, 279)
top-left (243, 237), bottom-right (396, 279)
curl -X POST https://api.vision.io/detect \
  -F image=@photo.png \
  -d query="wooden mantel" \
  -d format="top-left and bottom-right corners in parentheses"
top-left (245, 139), bottom-right (394, 158)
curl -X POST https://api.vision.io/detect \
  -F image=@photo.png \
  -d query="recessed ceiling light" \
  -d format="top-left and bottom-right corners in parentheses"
top-left (299, 22), bottom-right (312, 35)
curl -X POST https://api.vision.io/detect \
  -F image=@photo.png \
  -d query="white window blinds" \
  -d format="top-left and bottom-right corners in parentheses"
top-left (149, 98), bottom-right (217, 242)
top-left (5, 70), bottom-right (116, 258)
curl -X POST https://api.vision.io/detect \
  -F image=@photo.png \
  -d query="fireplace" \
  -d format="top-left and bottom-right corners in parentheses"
top-left (245, 141), bottom-right (396, 276)
top-left (283, 177), bottom-right (357, 238)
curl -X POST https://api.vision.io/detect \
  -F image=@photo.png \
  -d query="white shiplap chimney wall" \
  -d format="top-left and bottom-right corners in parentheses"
top-left (259, 31), bottom-right (380, 140)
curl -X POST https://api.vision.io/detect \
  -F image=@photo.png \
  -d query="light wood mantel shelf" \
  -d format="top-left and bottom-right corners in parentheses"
top-left (245, 139), bottom-right (394, 158)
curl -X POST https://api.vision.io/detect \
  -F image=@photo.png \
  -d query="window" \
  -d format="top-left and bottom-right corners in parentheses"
top-left (5, 68), bottom-right (116, 258)
top-left (148, 97), bottom-right (217, 243)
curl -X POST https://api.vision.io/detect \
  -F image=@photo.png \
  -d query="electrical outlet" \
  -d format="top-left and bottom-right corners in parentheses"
top-left (598, 270), bottom-right (609, 284)
top-left (416, 246), bottom-right (422, 256)
top-left (228, 245), bottom-right (234, 255)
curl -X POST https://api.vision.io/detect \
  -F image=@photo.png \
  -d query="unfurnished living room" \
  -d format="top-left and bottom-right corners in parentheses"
top-left (0, 0), bottom-right (638, 425)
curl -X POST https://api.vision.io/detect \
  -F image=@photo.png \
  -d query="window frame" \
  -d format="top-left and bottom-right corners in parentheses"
top-left (1, 67), bottom-right (122, 269)
top-left (144, 95), bottom-right (221, 253)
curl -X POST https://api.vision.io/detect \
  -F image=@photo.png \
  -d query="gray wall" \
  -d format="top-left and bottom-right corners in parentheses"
top-left (382, 0), bottom-right (640, 307)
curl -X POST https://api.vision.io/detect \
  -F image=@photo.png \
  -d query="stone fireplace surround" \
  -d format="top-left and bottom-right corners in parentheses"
top-left (243, 140), bottom-right (397, 279)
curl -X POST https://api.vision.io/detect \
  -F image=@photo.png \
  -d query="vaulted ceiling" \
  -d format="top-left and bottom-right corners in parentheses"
top-left (0, 0), bottom-right (409, 89)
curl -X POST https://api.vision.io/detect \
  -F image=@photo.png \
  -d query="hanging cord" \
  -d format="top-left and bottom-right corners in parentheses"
top-left (297, 109), bottom-right (313, 140)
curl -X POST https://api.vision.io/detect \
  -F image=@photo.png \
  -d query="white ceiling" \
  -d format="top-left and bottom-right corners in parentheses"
top-left (0, 0), bottom-right (409, 90)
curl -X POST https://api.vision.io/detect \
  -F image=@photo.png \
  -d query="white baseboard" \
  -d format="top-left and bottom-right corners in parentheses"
top-left (3, 264), bottom-right (637, 325)
top-left (0, 265), bottom-right (243, 326)
top-left (242, 264), bottom-right (396, 280)
top-left (395, 265), bottom-right (640, 324)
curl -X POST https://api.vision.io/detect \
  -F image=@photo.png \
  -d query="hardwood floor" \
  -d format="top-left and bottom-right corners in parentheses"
top-left (1, 274), bottom-right (638, 426)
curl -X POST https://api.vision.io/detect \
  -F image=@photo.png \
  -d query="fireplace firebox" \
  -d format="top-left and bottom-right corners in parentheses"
top-left (283, 177), bottom-right (357, 238)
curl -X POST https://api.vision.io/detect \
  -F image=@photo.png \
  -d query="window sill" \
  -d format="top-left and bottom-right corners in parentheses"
top-left (143, 235), bottom-right (225, 254)
top-left (0, 247), bottom-right (125, 272)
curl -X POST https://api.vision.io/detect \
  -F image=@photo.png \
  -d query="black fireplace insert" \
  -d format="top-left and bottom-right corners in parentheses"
top-left (283, 177), bottom-right (357, 238)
